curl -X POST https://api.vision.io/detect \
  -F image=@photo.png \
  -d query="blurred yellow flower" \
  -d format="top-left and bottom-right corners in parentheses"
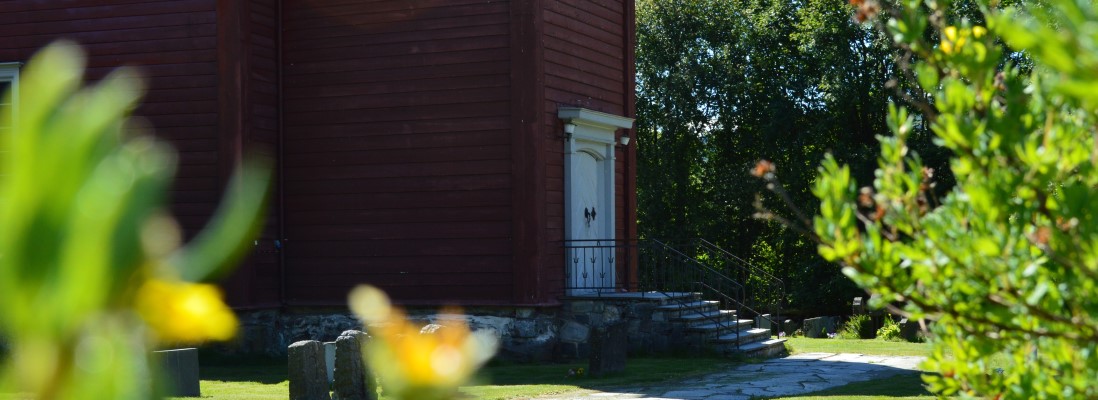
top-left (941, 26), bottom-right (964, 54)
top-left (349, 285), bottom-right (497, 400)
top-left (972, 26), bottom-right (986, 39)
top-left (136, 279), bottom-right (237, 343)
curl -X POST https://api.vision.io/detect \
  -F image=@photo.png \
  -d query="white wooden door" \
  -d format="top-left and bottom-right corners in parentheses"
top-left (572, 151), bottom-right (602, 241)
top-left (566, 146), bottom-right (614, 292)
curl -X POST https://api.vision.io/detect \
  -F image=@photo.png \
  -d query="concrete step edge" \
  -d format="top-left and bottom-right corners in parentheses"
top-left (683, 319), bottom-right (753, 332)
top-left (655, 300), bottom-right (719, 310)
top-left (733, 338), bottom-right (788, 354)
top-left (674, 309), bottom-right (734, 322)
top-left (713, 328), bottom-right (772, 343)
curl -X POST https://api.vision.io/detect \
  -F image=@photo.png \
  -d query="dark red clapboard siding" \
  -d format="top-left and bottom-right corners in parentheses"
top-left (545, 51), bottom-right (623, 81)
top-left (283, 190), bottom-right (512, 211)
top-left (283, 0), bottom-right (501, 15)
top-left (285, 35), bottom-right (510, 64)
top-left (544, 10), bottom-right (620, 45)
top-left (287, 61), bottom-right (510, 87)
top-left (283, 160), bottom-right (511, 181)
top-left (283, 101), bottom-right (509, 126)
top-left (282, 255), bottom-right (513, 273)
top-left (286, 14), bottom-right (511, 45)
top-left (6, 24), bottom-right (218, 49)
top-left (285, 24), bottom-right (511, 52)
top-left (284, 144), bottom-right (511, 167)
top-left (542, 36), bottom-right (621, 70)
top-left (0, 0), bottom-right (221, 240)
top-left (282, 0), bottom-right (516, 307)
top-left (284, 87), bottom-right (509, 112)
top-left (0, 0), bottom-right (212, 23)
top-left (287, 206), bottom-right (511, 226)
top-left (544, 94), bottom-right (622, 115)
top-left (284, 75), bottom-right (509, 100)
top-left (290, 221), bottom-right (512, 241)
top-left (546, 0), bottom-right (622, 35)
top-left (545, 82), bottom-right (624, 107)
top-left (285, 284), bottom-right (512, 305)
top-left (284, 48), bottom-right (509, 75)
top-left (286, 174), bottom-right (511, 195)
top-left (545, 62), bottom-right (623, 93)
top-left (283, 117), bottom-right (509, 138)
top-left (287, 238), bottom-right (511, 257)
top-left (232, 0), bottom-right (283, 307)
top-left (286, 272), bottom-right (513, 287)
top-left (285, 130), bottom-right (508, 153)
top-left (0, 0), bottom-right (157, 13)
top-left (0, 12), bottom-right (217, 37)
top-left (545, 27), bottom-right (621, 61)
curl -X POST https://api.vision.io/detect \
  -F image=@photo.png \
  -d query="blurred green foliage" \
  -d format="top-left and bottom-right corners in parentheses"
top-left (813, 0), bottom-right (1098, 397)
top-left (0, 42), bottom-right (268, 399)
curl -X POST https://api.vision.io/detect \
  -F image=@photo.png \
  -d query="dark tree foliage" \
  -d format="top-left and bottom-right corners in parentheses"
top-left (635, 0), bottom-right (953, 315)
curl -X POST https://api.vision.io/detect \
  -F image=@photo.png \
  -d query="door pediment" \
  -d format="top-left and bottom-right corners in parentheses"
top-left (558, 107), bottom-right (635, 146)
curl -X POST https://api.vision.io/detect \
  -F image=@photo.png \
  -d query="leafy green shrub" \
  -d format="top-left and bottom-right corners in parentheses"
top-left (876, 316), bottom-right (903, 342)
top-left (838, 314), bottom-right (875, 339)
top-left (809, 0), bottom-right (1098, 396)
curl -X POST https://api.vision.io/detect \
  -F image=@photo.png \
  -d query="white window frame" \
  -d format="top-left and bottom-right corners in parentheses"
top-left (0, 62), bottom-right (21, 126)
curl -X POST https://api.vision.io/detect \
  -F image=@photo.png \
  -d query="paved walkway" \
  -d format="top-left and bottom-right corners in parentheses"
top-left (537, 353), bottom-right (926, 400)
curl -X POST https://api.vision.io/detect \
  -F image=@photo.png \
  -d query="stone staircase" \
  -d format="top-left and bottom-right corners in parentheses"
top-left (562, 238), bottom-right (787, 358)
top-left (654, 292), bottom-right (786, 357)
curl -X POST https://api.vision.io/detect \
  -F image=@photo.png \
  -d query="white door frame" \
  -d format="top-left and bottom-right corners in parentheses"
top-left (558, 107), bottom-right (634, 293)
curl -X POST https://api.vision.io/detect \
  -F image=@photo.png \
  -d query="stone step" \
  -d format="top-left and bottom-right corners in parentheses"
top-left (713, 328), bottom-right (772, 346)
top-left (655, 292), bottom-right (703, 306)
top-left (656, 299), bottom-right (718, 312)
top-left (732, 338), bottom-right (787, 358)
top-left (654, 300), bottom-right (720, 320)
top-left (684, 318), bottom-right (752, 333)
top-left (675, 309), bottom-right (736, 325)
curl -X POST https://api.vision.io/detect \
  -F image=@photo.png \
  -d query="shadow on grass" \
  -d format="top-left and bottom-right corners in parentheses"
top-left (473, 355), bottom-right (744, 388)
top-left (190, 348), bottom-right (744, 392)
top-left (195, 350), bottom-right (287, 385)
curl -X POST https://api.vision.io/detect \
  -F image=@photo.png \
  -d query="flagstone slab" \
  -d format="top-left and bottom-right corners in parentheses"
top-left (534, 352), bottom-right (926, 400)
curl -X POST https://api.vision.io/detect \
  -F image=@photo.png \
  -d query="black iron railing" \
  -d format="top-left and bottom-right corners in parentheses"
top-left (665, 239), bottom-right (785, 324)
top-left (562, 238), bottom-right (785, 349)
top-left (561, 239), bottom-right (637, 293)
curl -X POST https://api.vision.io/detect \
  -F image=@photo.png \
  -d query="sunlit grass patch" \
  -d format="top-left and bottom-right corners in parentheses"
top-left (785, 338), bottom-right (933, 357)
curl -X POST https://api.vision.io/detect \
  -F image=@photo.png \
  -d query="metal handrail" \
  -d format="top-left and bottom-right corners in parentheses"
top-left (561, 238), bottom-right (784, 350)
top-left (695, 238), bottom-right (783, 284)
top-left (694, 238), bottom-right (785, 328)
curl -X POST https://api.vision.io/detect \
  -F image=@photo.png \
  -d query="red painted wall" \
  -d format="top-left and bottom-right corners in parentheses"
top-left (0, 0), bottom-right (223, 244)
top-left (279, 0), bottom-right (517, 305)
top-left (0, 0), bottom-right (636, 308)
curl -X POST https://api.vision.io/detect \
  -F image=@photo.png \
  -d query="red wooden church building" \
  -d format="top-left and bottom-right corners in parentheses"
top-left (1, 0), bottom-right (636, 313)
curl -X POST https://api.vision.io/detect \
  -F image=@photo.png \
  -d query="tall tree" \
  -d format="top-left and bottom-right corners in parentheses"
top-left (636, 0), bottom-right (940, 314)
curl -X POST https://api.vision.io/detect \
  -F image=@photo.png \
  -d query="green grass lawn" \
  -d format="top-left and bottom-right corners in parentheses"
top-left (784, 337), bottom-right (933, 357)
top-left (10, 338), bottom-right (955, 400)
top-left (176, 355), bottom-right (740, 400)
top-left (172, 339), bottom-right (947, 400)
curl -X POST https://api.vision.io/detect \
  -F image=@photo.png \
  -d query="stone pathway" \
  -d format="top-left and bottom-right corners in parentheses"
top-left (537, 353), bottom-right (926, 400)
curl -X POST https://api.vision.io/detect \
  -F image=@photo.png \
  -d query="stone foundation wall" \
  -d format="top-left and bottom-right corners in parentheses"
top-left (225, 299), bottom-right (689, 361)
top-left (555, 298), bottom-right (687, 359)
top-left (226, 307), bottom-right (560, 361)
